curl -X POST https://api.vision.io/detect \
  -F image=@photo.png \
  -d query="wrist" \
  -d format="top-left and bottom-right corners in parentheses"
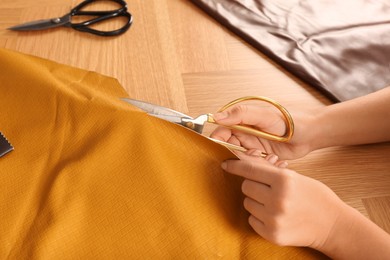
top-left (313, 202), bottom-right (355, 257)
top-left (306, 108), bottom-right (333, 151)
top-left (315, 202), bottom-right (390, 259)
top-left (293, 110), bottom-right (322, 153)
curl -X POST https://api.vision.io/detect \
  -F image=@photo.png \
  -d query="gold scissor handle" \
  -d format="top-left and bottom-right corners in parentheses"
top-left (208, 96), bottom-right (294, 142)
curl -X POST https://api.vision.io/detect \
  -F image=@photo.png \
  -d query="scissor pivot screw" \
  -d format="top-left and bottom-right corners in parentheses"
top-left (185, 122), bottom-right (195, 129)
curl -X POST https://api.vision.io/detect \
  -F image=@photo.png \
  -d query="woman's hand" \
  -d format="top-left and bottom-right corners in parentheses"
top-left (211, 104), bottom-right (316, 160)
top-left (223, 155), bottom-right (390, 259)
top-left (222, 156), bottom-right (345, 250)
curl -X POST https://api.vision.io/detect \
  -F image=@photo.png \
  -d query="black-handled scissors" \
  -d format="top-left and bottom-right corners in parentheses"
top-left (8, 0), bottom-right (132, 37)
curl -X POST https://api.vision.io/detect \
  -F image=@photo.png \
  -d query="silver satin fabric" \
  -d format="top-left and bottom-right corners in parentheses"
top-left (190, 0), bottom-right (390, 102)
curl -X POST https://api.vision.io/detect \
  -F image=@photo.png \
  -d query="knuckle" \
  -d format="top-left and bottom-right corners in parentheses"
top-left (270, 189), bottom-right (292, 215)
top-left (270, 193), bottom-right (292, 216)
top-left (275, 168), bottom-right (295, 190)
top-left (231, 104), bottom-right (247, 114)
top-left (230, 104), bottom-right (248, 120)
top-left (244, 161), bottom-right (258, 176)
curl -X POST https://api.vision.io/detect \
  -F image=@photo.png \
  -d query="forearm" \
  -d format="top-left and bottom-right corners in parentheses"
top-left (318, 203), bottom-right (390, 259)
top-left (310, 87), bottom-right (390, 149)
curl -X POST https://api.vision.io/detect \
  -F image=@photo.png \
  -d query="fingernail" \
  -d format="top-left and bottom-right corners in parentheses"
top-left (213, 112), bottom-right (228, 121)
top-left (267, 154), bottom-right (278, 164)
top-left (221, 161), bottom-right (227, 170)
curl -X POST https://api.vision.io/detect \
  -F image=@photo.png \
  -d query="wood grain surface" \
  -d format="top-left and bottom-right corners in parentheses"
top-left (1, 0), bottom-right (389, 249)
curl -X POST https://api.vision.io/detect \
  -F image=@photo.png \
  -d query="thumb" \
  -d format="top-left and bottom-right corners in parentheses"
top-left (212, 104), bottom-right (253, 126)
top-left (213, 104), bottom-right (272, 127)
top-left (213, 104), bottom-right (286, 136)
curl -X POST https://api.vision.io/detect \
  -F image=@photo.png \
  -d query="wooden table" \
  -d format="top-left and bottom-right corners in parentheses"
top-left (1, 0), bottom-right (389, 241)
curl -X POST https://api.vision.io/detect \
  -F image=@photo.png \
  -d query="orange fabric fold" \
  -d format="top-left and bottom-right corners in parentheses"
top-left (0, 48), bottom-right (324, 259)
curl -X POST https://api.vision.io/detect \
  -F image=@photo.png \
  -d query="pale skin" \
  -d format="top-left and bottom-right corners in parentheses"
top-left (211, 87), bottom-right (390, 259)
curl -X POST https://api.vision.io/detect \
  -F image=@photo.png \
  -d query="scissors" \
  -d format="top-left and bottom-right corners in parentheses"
top-left (121, 96), bottom-right (294, 156)
top-left (8, 0), bottom-right (132, 37)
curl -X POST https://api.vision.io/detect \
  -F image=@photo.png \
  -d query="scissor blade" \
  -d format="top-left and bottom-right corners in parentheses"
top-left (8, 15), bottom-right (70, 31)
top-left (121, 98), bottom-right (192, 118)
top-left (120, 98), bottom-right (255, 154)
top-left (148, 114), bottom-right (185, 124)
top-left (121, 98), bottom-right (207, 132)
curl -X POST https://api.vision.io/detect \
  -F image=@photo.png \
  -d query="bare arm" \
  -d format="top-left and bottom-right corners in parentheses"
top-left (311, 86), bottom-right (390, 150)
top-left (320, 201), bottom-right (390, 259)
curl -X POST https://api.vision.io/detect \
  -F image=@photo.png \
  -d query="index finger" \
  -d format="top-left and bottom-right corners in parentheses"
top-left (221, 159), bottom-right (282, 185)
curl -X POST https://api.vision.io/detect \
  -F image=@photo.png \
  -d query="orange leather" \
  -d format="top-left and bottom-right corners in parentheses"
top-left (0, 48), bottom-right (323, 259)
